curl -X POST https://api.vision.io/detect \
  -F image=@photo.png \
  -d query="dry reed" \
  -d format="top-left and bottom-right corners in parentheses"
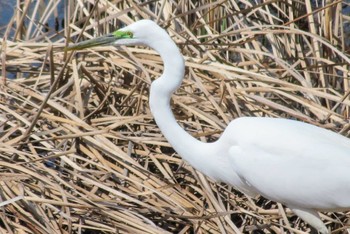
top-left (0, 0), bottom-right (350, 233)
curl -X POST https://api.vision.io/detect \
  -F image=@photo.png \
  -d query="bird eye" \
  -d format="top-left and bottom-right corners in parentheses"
top-left (126, 31), bottom-right (133, 37)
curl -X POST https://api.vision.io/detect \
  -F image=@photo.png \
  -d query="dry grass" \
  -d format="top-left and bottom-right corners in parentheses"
top-left (0, 0), bottom-right (350, 233)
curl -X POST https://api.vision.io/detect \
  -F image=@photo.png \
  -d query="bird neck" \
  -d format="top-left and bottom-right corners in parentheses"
top-left (149, 38), bottom-right (205, 160)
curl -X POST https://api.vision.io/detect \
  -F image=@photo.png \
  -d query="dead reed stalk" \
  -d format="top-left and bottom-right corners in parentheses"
top-left (0, 0), bottom-right (349, 233)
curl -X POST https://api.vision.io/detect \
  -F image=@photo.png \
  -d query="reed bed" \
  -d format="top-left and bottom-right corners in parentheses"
top-left (0, 0), bottom-right (350, 233)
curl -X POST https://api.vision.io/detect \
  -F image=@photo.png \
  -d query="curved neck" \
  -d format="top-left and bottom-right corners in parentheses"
top-left (149, 38), bottom-right (204, 158)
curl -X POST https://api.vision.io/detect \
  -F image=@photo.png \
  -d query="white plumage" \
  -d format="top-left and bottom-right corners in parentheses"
top-left (67, 20), bottom-right (350, 234)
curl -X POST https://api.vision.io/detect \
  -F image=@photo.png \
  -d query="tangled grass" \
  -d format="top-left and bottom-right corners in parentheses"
top-left (0, 0), bottom-right (350, 233)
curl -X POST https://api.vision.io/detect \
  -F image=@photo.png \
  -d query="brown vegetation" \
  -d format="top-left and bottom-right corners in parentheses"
top-left (0, 0), bottom-right (349, 233)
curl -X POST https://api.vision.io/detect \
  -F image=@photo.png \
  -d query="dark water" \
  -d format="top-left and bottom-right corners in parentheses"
top-left (0, 0), bottom-right (66, 79)
top-left (0, 1), bottom-right (14, 30)
top-left (0, 0), bottom-right (65, 40)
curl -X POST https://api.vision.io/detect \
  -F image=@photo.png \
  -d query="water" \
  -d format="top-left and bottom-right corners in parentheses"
top-left (0, 0), bottom-right (14, 31)
top-left (0, 0), bottom-right (65, 40)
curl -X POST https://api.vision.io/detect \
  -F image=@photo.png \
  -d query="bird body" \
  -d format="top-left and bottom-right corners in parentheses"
top-left (225, 117), bottom-right (350, 210)
top-left (67, 20), bottom-right (350, 233)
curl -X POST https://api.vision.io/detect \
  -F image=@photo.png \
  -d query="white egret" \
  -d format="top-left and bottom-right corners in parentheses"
top-left (67, 20), bottom-right (350, 233)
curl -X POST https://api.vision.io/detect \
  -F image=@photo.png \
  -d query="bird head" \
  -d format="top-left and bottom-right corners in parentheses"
top-left (66, 20), bottom-right (168, 51)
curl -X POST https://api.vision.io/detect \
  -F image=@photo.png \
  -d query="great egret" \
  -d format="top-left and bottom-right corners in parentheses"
top-left (67, 20), bottom-right (350, 233)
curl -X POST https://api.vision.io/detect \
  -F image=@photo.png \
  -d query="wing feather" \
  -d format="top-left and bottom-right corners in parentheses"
top-left (225, 117), bottom-right (350, 209)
